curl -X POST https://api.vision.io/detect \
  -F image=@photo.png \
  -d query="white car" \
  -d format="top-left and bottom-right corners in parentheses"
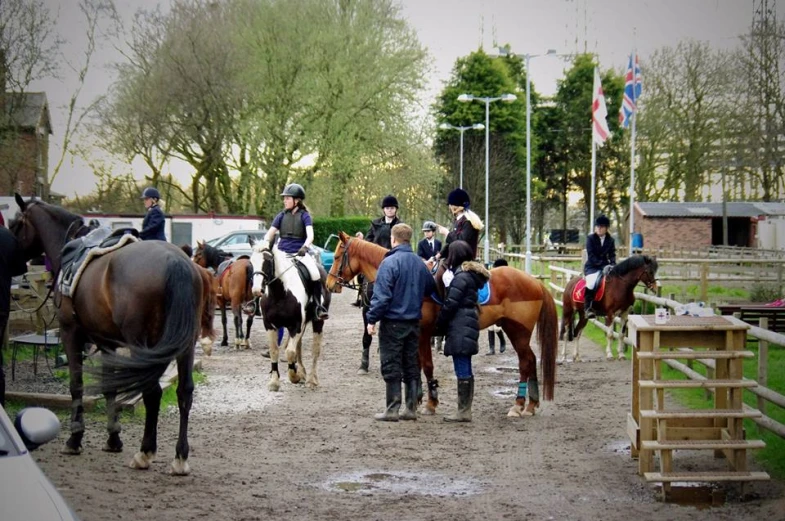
top-left (0, 406), bottom-right (79, 520)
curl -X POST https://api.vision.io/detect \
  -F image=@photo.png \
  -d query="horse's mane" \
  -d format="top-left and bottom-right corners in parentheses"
top-left (610, 255), bottom-right (657, 277)
top-left (348, 238), bottom-right (388, 267)
top-left (200, 242), bottom-right (232, 267)
top-left (9, 200), bottom-right (80, 230)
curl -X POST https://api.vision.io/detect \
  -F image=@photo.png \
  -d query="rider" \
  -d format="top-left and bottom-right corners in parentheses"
top-left (417, 221), bottom-right (441, 262)
top-left (261, 183), bottom-right (329, 320)
top-left (435, 188), bottom-right (483, 287)
top-left (139, 187), bottom-right (167, 241)
top-left (583, 214), bottom-right (616, 318)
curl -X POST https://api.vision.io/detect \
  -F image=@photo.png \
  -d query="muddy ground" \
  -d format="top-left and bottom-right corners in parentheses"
top-left (25, 291), bottom-right (785, 521)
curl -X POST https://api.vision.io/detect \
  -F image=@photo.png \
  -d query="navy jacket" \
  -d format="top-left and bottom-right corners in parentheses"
top-left (584, 233), bottom-right (616, 275)
top-left (367, 244), bottom-right (434, 324)
top-left (0, 227), bottom-right (28, 312)
top-left (440, 215), bottom-right (479, 258)
top-left (140, 205), bottom-right (166, 241)
top-left (365, 216), bottom-right (400, 249)
top-left (416, 237), bottom-right (442, 260)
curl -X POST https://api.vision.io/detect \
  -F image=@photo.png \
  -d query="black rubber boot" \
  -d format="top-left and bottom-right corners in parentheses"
top-left (444, 377), bottom-right (473, 423)
top-left (358, 345), bottom-right (370, 375)
top-left (485, 330), bottom-right (495, 355)
top-left (312, 281), bottom-right (329, 320)
top-left (497, 331), bottom-right (506, 353)
top-left (374, 380), bottom-right (401, 421)
top-left (399, 379), bottom-right (418, 420)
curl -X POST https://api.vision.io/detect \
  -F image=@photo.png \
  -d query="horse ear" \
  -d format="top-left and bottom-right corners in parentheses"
top-left (197, 240), bottom-right (204, 248)
top-left (15, 192), bottom-right (27, 211)
top-left (249, 236), bottom-right (256, 246)
top-left (339, 231), bottom-right (349, 243)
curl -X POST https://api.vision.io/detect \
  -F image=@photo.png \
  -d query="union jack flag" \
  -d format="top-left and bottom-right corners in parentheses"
top-left (619, 53), bottom-right (642, 129)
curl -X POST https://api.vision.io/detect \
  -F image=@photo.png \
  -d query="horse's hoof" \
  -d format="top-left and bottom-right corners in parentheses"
top-left (199, 337), bottom-right (213, 356)
top-left (129, 451), bottom-right (155, 470)
top-left (171, 458), bottom-right (191, 476)
top-left (268, 380), bottom-right (280, 392)
top-left (306, 379), bottom-right (318, 389)
top-left (507, 404), bottom-right (525, 417)
top-left (260, 349), bottom-right (271, 358)
top-left (221, 340), bottom-right (229, 347)
top-left (420, 407), bottom-right (435, 416)
top-left (102, 438), bottom-right (123, 453)
top-left (523, 403), bottom-right (537, 416)
top-left (606, 354), bottom-right (614, 361)
top-left (61, 444), bottom-right (82, 455)
top-left (557, 357), bottom-right (565, 365)
top-left (618, 354), bottom-right (627, 361)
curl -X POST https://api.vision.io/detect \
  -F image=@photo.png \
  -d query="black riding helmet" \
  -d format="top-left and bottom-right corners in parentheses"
top-left (281, 183), bottom-right (306, 199)
top-left (140, 187), bottom-right (161, 200)
top-left (381, 194), bottom-right (399, 208)
top-left (595, 214), bottom-right (610, 227)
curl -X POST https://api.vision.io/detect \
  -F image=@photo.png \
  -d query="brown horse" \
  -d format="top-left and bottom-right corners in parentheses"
top-left (9, 194), bottom-right (207, 474)
top-left (193, 241), bottom-right (256, 350)
top-left (181, 245), bottom-right (219, 356)
top-left (560, 255), bottom-right (658, 362)
top-left (327, 232), bottom-right (558, 417)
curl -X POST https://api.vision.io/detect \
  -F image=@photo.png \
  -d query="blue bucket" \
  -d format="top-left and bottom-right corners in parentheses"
top-left (632, 233), bottom-right (644, 249)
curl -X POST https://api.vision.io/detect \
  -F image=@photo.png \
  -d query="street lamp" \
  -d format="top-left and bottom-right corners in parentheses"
top-left (438, 122), bottom-right (485, 188)
top-left (497, 47), bottom-right (560, 274)
top-left (457, 92), bottom-right (517, 265)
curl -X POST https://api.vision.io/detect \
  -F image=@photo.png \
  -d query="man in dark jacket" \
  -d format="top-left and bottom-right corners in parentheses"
top-left (1, 226), bottom-right (29, 406)
top-left (583, 214), bottom-right (616, 318)
top-left (366, 223), bottom-right (434, 422)
top-left (139, 187), bottom-right (167, 241)
top-left (416, 221), bottom-right (441, 261)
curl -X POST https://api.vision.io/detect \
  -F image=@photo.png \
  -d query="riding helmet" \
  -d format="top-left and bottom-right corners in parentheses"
top-left (281, 183), bottom-right (306, 199)
top-left (381, 194), bottom-right (399, 208)
top-left (422, 220), bottom-right (437, 232)
top-left (447, 188), bottom-right (470, 207)
top-left (140, 187), bottom-right (161, 200)
top-left (595, 214), bottom-right (610, 227)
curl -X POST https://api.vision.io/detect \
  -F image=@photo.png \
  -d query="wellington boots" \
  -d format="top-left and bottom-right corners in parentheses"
top-left (374, 380), bottom-right (401, 421)
top-left (485, 330), bottom-right (495, 355)
top-left (444, 377), bottom-right (473, 423)
top-left (357, 346), bottom-right (370, 375)
top-left (399, 379), bottom-right (419, 421)
top-left (312, 281), bottom-right (329, 320)
top-left (497, 331), bottom-right (507, 354)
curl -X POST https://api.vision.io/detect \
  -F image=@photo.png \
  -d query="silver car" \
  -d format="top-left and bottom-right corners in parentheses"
top-left (0, 406), bottom-right (79, 520)
top-left (204, 229), bottom-right (267, 258)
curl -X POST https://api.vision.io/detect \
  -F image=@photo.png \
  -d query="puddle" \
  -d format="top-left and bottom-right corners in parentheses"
top-left (491, 388), bottom-right (516, 399)
top-left (603, 440), bottom-right (631, 455)
top-left (484, 366), bottom-right (518, 374)
top-left (323, 470), bottom-right (481, 497)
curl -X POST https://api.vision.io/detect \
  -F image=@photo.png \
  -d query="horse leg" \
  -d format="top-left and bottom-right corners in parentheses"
top-left (503, 326), bottom-right (538, 417)
top-left (101, 348), bottom-right (123, 453)
top-left (296, 335), bottom-right (307, 382)
top-left (418, 329), bottom-right (438, 415)
top-left (244, 314), bottom-right (254, 350)
top-left (220, 303), bottom-right (229, 347)
top-left (267, 329), bottom-right (281, 392)
top-left (233, 305), bottom-right (243, 349)
top-left (286, 331), bottom-right (305, 384)
top-left (62, 325), bottom-right (87, 455)
top-left (306, 320), bottom-right (324, 389)
top-left (129, 383), bottom-right (162, 470)
top-left (171, 351), bottom-right (194, 476)
top-left (605, 314), bottom-right (615, 361)
top-left (573, 313), bottom-right (589, 362)
top-left (559, 305), bottom-right (572, 363)
top-left (617, 310), bottom-right (630, 361)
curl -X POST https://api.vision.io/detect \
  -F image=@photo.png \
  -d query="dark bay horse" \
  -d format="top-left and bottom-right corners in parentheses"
top-left (9, 194), bottom-right (207, 475)
top-left (193, 241), bottom-right (256, 349)
top-left (249, 241), bottom-right (330, 391)
top-left (327, 232), bottom-right (558, 417)
top-left (560, 255), bottom-right (658, 362)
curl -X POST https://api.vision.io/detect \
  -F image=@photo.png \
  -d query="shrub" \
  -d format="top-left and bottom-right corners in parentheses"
top-left (312, 216), bottom-right (371, 248)
top-left (749, 283), bottom-right (783, 303)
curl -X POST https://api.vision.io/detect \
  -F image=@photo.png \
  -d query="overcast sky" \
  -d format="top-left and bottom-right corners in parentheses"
top-left (34, 0), bottom-right (780, 197)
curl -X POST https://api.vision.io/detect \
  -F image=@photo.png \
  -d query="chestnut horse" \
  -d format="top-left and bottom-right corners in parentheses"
top-left (9, 195), bottom-right (208, 474)
top-left (181, 245), bottom-right (219, 356)
top-left (327, 232), bottom-right (558, 417)
top-left (193, 241), bottom-right (256, 349)
top-left (560, 255), bottom-right (658, 362)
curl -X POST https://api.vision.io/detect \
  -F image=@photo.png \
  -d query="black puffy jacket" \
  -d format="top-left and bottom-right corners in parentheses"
top-left (435, 261), bottom-right (490, 357)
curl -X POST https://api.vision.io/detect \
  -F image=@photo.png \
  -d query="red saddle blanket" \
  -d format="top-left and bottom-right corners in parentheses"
top-left (572, 277), bottom-right (606, 303)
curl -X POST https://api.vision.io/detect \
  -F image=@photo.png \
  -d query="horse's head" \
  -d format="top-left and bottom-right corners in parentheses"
top-left (327, 231), bottom-right (358, 293)
top-left (9, 193), bottom-right (83, 264)
top-left (639, 255), bottom-right (659, 291)
top-left (192, 240), bottom-right (209, 268)
top-left (249, 239), bottom-right (274, 297)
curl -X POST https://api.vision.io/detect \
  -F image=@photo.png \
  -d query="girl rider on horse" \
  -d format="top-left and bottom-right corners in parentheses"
top-left (435, 188), bottom-right (484, 287)
top-left (583, 214), bottom-right (616, 318)
top-left (139, 187), bottom-right (167, 241)
top-left (261, 183), bottom-right (329, 320)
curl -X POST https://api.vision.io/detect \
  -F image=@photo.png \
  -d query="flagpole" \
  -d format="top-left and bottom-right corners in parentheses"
top-left (590, 138), bottom-right (596, 236)
top-left (628, 51), bottom-right (637, 257)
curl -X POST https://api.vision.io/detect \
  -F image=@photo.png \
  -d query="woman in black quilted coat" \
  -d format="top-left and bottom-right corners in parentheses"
top-left (435, 240), bottom-right (490, 423)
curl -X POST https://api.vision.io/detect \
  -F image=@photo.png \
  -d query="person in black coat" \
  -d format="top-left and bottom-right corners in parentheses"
top-left (435, 188), bottom-right (484, 288)
top-left (139, 187), bottom-right (167, 241)
top-left (1, 226), bottom-right (29, 406)
top-left (583, 214), bottom-right (616, 318)
top-left (435, 240), bottom-right (490, 423)
top-left (416, 221), bottom-right (441, 261)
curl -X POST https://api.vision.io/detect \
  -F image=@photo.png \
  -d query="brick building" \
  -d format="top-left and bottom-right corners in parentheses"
top-left (0, 90), bottom-right (52, 198)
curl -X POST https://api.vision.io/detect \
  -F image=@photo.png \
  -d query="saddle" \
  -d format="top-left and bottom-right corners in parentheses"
top-left (571, 275), bottom-right (607, 304)
top-left (59, 227), bottom-right (140, 298)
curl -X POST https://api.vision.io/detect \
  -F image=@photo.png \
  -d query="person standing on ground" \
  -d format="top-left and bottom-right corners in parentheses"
top-left (0, 226), bottom-right (29, 406)
top-left (366, 224), bottom-right (434, 422)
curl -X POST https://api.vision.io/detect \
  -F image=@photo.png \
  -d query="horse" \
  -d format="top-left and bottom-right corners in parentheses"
top-left (559, 255), bottom-right (659, 362)
top-left (327, 232), bottom-right (558, 417)
top-left (193, 241), bottom-right (256, 349)
top-left (9, 194), bottom-right (206, 475)
top-left (180, 245), bottom-right (219, 356)
top-left (249, 240), bottom-right (330, 391)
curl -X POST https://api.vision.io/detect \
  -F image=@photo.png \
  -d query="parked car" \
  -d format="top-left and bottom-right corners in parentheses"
top-left (0, 406), bottom-right (80, 520)
top-left (204, 229), bottom-right (267, 258)
top-left (315, 234), bottom-right (338, 272)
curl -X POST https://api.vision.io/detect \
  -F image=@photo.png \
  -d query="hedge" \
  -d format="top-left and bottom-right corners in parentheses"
top-left (312, 216), bottom-right (371, 248)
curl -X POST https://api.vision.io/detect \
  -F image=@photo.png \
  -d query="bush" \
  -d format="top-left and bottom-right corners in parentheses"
top-left (312, 216), bottom-right (371, 248)
top-left (749, 283), bottom-right (783, 303)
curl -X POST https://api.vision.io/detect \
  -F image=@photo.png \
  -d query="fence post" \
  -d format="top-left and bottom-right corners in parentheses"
top-left (778, 263), bottom-right (783, 298)
top-left (699, 263), bottom-right (709, 303)
top-left (758, 317), bottom-right (769, 416)
top-left (550, 268), bottom-right (558, 300)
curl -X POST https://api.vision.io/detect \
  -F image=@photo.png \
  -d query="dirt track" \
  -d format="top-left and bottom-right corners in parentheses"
top-left (32, 290), bottom-right (784, 521)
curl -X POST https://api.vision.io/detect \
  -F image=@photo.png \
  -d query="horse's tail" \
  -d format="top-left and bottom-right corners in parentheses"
top-left (537, 282), bottom-right (559, 401)
top-left (98, 257), bottom-right (201, 396)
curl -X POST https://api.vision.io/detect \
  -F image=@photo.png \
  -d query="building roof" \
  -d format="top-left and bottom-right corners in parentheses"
top-left (2, 92), bottom-right (52, 133)
top-left (636, 201), bottom-right (785, 218)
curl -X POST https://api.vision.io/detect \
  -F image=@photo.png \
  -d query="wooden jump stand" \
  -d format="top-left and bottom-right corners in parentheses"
top-left (627, 314), bottom-right (770, 500)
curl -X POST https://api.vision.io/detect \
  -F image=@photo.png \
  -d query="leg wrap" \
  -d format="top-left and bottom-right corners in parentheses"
top-left (517, 382), bottom-right (528, 400)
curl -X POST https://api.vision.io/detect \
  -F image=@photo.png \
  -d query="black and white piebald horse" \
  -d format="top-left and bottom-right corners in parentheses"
top-left (249, 239), bottom-right (330, 391)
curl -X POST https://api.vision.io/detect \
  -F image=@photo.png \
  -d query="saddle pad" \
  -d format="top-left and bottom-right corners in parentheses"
top-left (431, 281), bottom-right (491, 307)
top-left (59, 234), bottom-right (139, 298)
top-left (571, 276), bottom-right (606, 304)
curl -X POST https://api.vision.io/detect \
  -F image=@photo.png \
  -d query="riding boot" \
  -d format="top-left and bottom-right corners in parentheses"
top-left (444, 377), bottom-right (473, 423)
top-left (358, 345), bottom-right (370, 375)
top-left (497, 331), bottom-right (506, 354)
top-left (584, 289), bottom-right (596, 319)
top-left (399, 379), bottom-right (419, 420)
top-left (312, 281), bottom-right (329, 320)
top-left (374, 380), bottom-right (401, 421)
top-left (485, 330), bottom-right (495, 355)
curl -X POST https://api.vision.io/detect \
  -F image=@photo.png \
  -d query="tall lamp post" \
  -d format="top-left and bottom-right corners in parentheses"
top-left (457, 93), bottom-right (517, 265)
top-left (438, 122), bottom-right (485, 188)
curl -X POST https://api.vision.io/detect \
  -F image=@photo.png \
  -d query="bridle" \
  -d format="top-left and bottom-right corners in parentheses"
top-left (251, 249), bottom-right (298, 290)
top-left (638, 265), bottom-right (659, 291)
top-left (329, 238), bottom-right (370, 290)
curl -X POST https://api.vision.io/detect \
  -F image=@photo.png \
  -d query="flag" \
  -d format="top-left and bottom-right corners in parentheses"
top-left (592, 67), bottom-right (610, 147)
top-left (619, 53), bottom-right (642, 129)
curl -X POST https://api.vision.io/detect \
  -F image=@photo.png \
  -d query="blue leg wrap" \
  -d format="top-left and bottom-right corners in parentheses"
top-left (517, 382), bottom-right (528, 400)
